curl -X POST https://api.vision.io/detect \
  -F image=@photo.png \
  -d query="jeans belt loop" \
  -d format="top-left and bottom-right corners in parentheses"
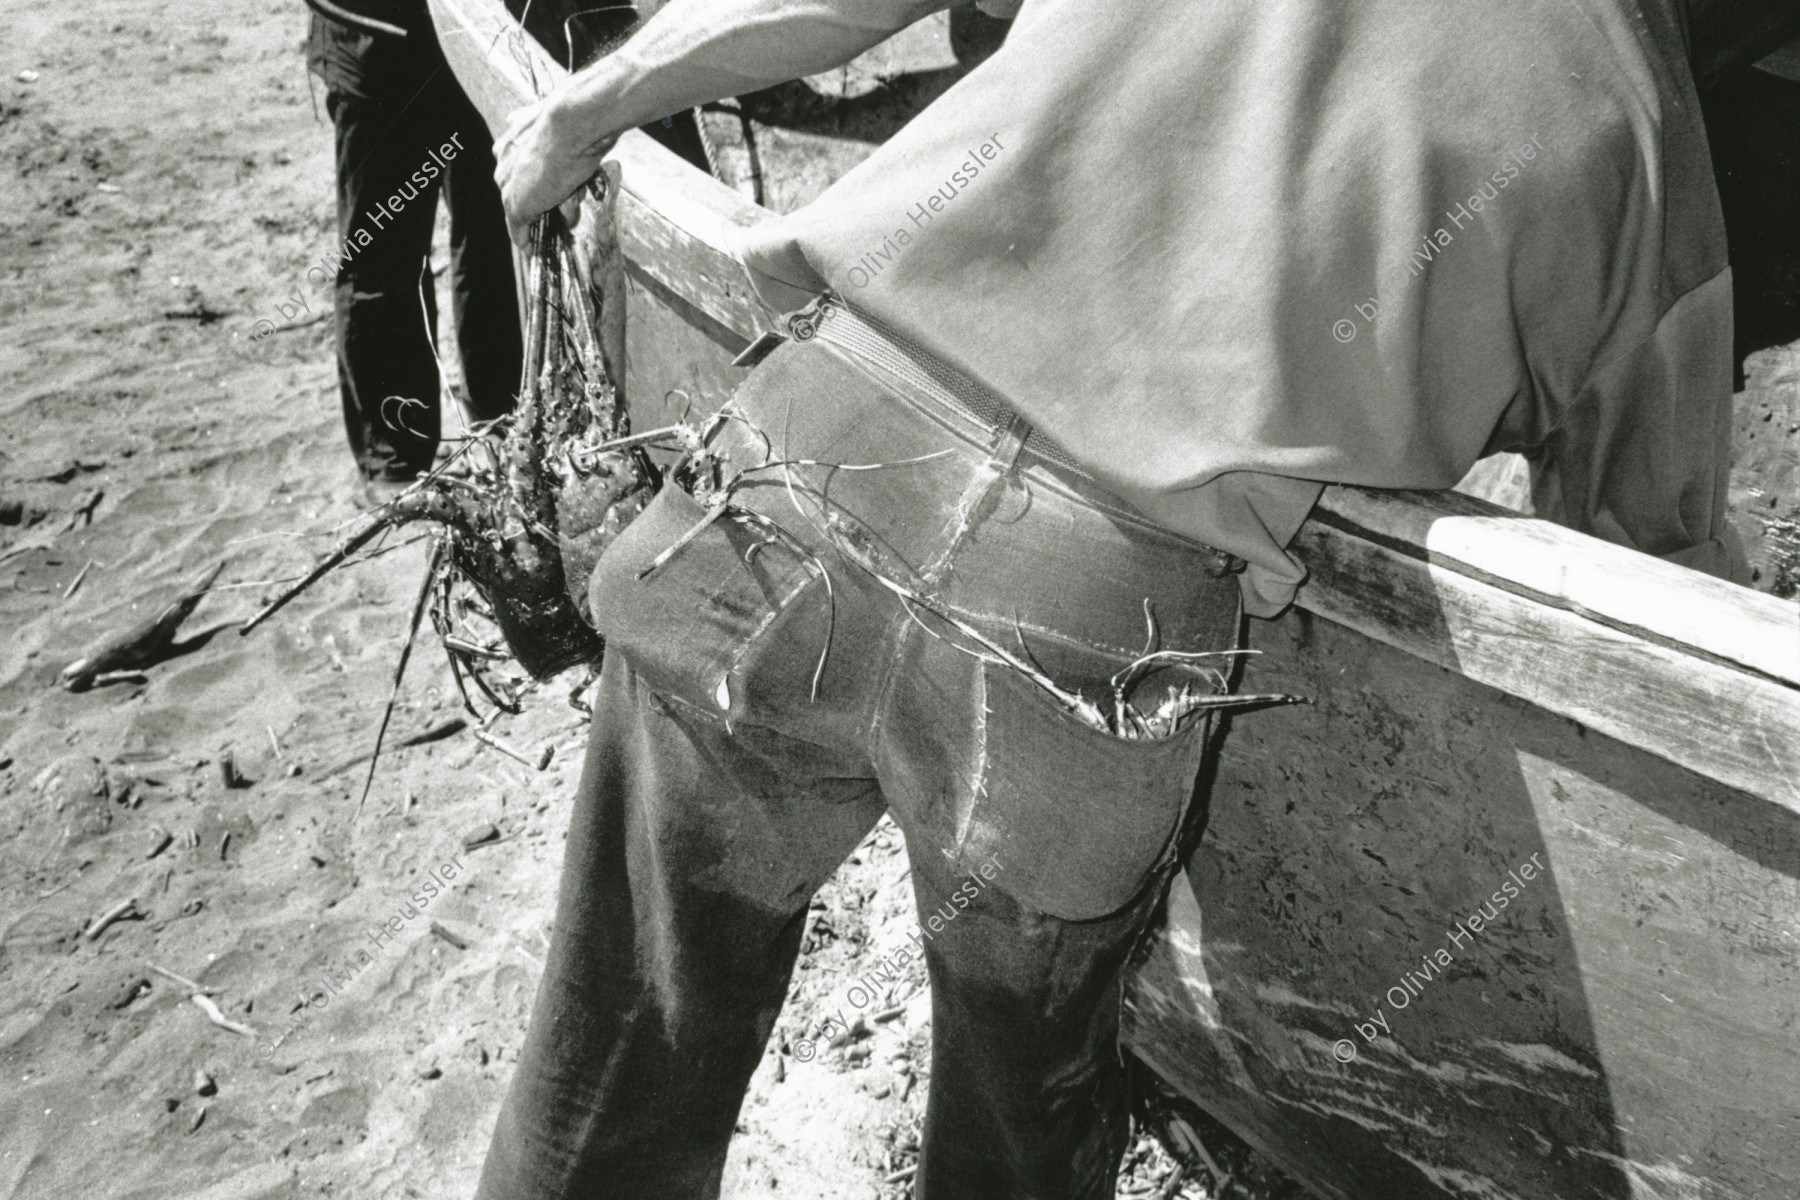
top-left (802, 295), bottom-right (1057, 470)
top-left (990, 411), bottom-right (1032, 474)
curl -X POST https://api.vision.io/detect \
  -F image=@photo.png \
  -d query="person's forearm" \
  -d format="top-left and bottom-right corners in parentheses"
top-left (552, 0), bottom-right (954, 151)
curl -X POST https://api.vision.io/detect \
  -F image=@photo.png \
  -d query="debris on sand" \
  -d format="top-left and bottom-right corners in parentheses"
top-left (108, 977), bottom-right (151, 1009)
top-left (190, 994), bottom-right (255, 1039)
top-left (148, 964), bottom-right (213, 996)
top-left (58, 561), bottom-right (226, 692)
top-left (84, 896), bottom-right (143, 940)
top-left (66, 488), bottom-right (104, 530)
top-left (472, 728), bottom-right (540, 769)
top-left (217, 749), bottom-right (252, 790)
top-left (460, 823), bottom-right (500, 851)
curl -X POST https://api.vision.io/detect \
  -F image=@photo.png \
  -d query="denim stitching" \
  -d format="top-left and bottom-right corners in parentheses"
top-left (717, 565), bottom-right (827, 700)
top-left (954, 669), bottom-right (994, 854)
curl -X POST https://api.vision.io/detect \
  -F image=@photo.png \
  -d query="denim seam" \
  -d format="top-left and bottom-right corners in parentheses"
top-left (934, 602), bottom-right (1147, 661)
top-left (953, 670), bottom-right (993, 853)
top-left (863, 600), bottom-right (924, 772)
top-left (918, 461), bottom-right (1008, 587)
top-left (718, 566), bottom-right (827, 690)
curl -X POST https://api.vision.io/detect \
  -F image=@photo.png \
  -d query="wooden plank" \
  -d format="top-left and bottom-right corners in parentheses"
top-left (428, 0), bottom-right (547, 132)
top-left (1317, 486), bottom-right (1800, 687)
top-left (430, 0), bottom-right (785, 342)
top-left (611, 156), bottom-right (783, 346)
top-left (1127, 611), bottom-right (1800, 1200)
top-left (1295, 504), bottom-right (1800, 813)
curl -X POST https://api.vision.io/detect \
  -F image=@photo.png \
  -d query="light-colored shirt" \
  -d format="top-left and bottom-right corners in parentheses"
top-left (736, 0), bottom-right (1741, 616)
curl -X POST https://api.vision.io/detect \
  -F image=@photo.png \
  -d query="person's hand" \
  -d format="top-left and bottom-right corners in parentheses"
top-left (494, 91), bottom-right (618, 245)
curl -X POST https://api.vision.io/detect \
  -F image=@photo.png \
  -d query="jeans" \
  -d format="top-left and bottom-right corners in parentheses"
top-left (475, 309), bottom-right (1242, 1199)
top-left (307, 12), bottom-right (522, 480)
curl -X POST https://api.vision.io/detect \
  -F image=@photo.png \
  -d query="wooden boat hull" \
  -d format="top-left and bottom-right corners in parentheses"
top-left (429, 3), bottom-right (1800, 1195)
top-left (1129, 608), bottom-right (1800, 1200)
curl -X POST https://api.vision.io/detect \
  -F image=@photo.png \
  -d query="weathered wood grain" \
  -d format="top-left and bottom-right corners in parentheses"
top-left (1299, 493), bottom-right (1800, 814)
top-left (1731, 349), bottom-right (1800, 598)
top-left (1128, 612), bottom-right (1800, 1200)
top-left (1332, 485), bottom-right (1800, 686)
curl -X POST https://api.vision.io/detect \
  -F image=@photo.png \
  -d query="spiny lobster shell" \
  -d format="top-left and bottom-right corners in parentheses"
top-left (447, 162), bottom-right (651, 680)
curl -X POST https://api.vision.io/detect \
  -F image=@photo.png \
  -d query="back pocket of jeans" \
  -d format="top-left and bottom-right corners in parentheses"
top-left (956, 659), bottom-right (1211, 920)
top-left (588, 485), bottom-right (826, 721)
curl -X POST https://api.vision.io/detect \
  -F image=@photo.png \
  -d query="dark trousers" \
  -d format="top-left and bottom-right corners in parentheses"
top-left (475, 316), bottom-right (1241, 1199)
top-left (309, 13), bottom-right (522, 480)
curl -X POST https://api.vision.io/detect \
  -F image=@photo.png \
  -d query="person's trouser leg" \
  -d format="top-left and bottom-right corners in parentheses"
top-left (699, 331), bottom-right (1240, 1200)
top-left (872, 598), bottom-right (1221, 1200)
top-left (436, 79), bottom-right (523, 427)
top-left (476, 321), bottom-right (1239, 1199)
top-left (326, 88), bottom-right (444, 479)
top-left (475, 655), bottom-right (885, 1199)
top-left (901, 820), bottom-right (1171, 1199)
top-left (311, 11), bottom-right (517, 476)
